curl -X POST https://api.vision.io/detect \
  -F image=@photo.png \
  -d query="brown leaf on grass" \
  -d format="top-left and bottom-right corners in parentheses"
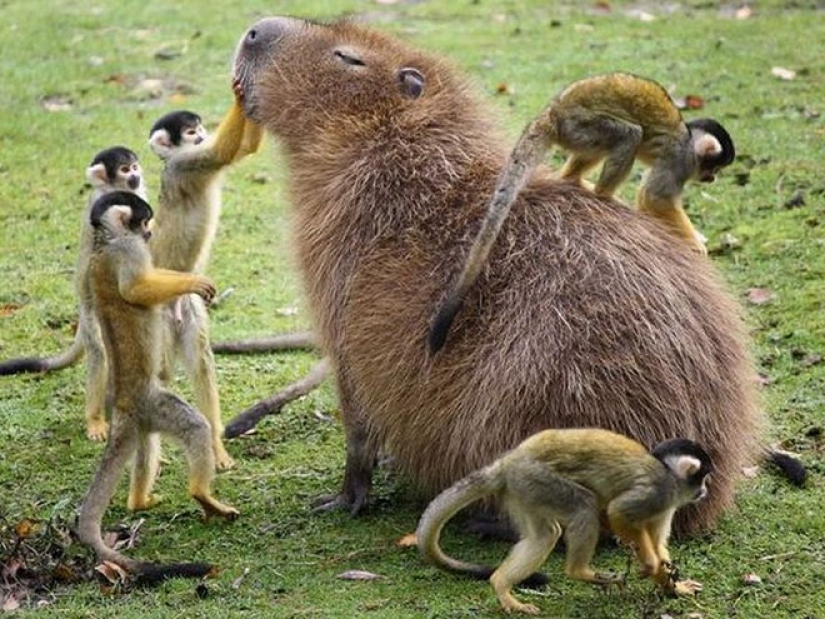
top-left (683, 95), bottom-right (705, 110)
top-left (396, 533), bottom-right (418, 548)
top-left (745, 288), bottom-right (775, 305)
top-left (0, 303), bottom-right (22, 317)
top-left (336, 570), bottom-right (384, 581)
top-left (105, 74), bottom-right (127, 86)
top-left (594, 1), bottom-right (612, 12)
top-left (94, 560), bottom-right (129, 585)
top-left (14, 519), bottom-right (36, 538)
top-left (495, 82), bottom-right (512, 96)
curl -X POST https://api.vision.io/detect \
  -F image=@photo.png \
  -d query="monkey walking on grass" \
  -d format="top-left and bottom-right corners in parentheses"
top-left (417, 428), bottom-right (712, 614)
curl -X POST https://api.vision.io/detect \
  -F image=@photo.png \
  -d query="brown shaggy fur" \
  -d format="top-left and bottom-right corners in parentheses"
top-left (234, 17), bottom-right (763, 535)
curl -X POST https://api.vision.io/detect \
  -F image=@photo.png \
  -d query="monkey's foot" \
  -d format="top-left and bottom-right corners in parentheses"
top-left (497, 592), bottom-right (540, 615)
top-left (213, 443), bottom-right (236, 470)
top-left (668, 579), bottom-right (703, 596)
top-left (86, 419), bottom-right (109, 442)
top-left (193, 494), bottom-right (240, 521)
top-left (569, 567), bottom-right (625, 589)
top-left (127, 493), bottom-right (164, 511)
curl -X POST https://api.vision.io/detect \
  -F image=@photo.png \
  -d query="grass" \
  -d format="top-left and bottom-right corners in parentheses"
top-left (1, 0), bottom-right (824, 617)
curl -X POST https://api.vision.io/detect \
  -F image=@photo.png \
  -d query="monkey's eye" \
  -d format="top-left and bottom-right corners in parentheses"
top-left (334, 49), bottom-right (365, 67)
top-left (119, 166), bottom-right (131, 174)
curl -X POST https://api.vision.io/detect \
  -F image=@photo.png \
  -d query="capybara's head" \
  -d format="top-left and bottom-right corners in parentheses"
top-left (234, 18), bottom-right (477, 149)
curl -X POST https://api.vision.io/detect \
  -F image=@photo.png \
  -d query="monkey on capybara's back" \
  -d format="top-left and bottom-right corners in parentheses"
top-left (233, 17), bottom-right (763, 535)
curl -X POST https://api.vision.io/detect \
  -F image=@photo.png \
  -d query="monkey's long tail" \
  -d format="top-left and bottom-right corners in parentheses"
top-left (0, 328), bottom-right (84, 375)
top-left (211, 331), bottom-right (317, 355)
top-left (764, 447), bottom-right (807, 487)
top-left (416, 463), bottom-right (548, 587)
top-left (428, 111), bottom-right (559, 354)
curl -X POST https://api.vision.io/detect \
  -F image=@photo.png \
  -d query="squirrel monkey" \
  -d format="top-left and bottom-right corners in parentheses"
top-left (416, 428), bottom-right (712, 615)
top-left (77, 191), bottom-right (238, 581)
top-left (0, 147), bottom-right (146, 441)
top-left (145, 85), bottom-right (263, 471)
top-left (428, 72), bottom-right (735, 354)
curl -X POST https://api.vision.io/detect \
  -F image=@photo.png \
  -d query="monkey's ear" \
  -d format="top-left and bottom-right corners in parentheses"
top-left (149, 129), bottom-right (174, 159)
top-left (94, 204), bottom-right (133, 230)
top-left (693, 133), bottom-right (722, 158)
top-left (399, 68), bottom-right (425, 99)
top-left (666, 454), bottom-right (702, 479)
top-left (86, 163), bottom-right (109, 187)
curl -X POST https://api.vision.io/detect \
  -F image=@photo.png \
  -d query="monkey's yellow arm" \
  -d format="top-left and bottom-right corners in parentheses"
top-left (234, 120), bottom-right (264, 162)
top-left (120, 269), bottom-right (211, 307)
top-left (210, 101), bottom-right (250, 165)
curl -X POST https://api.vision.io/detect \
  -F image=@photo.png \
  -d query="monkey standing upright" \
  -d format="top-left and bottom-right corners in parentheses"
top-left (0, 147), bottom-right (147, 441)
top-left (138, 91), bottom-right (263, 477)
top-left (416, 428), bottom-right (711, 614)
top-left (77, 191), bottom-right (237, 581)
top-left (428, 72), bottom-right (736, 353)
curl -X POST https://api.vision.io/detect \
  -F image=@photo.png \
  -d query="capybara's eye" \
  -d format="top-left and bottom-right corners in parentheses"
top-left (334, 49), bottom-right (365, 67)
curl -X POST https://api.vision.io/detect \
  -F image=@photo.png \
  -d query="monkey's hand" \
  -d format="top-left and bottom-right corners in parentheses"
top-left (190, 276), bottom-right (217, 305)
top-left (691, 229), bottom-right (709, 256)
top-left (232, 77), bottom-right (246, 106)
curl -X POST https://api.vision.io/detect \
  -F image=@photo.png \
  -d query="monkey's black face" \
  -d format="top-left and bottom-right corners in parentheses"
top-left (697, 169), bottom-right (718, 183)
top-left (690, 475), bottom-right (710, 503)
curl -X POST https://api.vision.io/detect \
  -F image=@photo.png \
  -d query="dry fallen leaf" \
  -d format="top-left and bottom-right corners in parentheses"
top-left (232, 567), bottom-right (250, 589)
top-left (735, 6), bottom-right (752, 19)
top-left (771, 67), bottom-right (796, 81)
top-left (14, 519), bottom-right (36, 538)
top-left (41, 95), bottom-right (72, 112)
top-left (745, 288), bottom-right (775, 305)
top-left (742, 465), bottom-right (760, 478)
top-left (2, 592), bottom-right (22, 612)
top-left (742, 573), bottom-right (763, 586)
top-left (396, 533), bottom-right (418, 548)
top-left (0, 303), bottom-right (22, 317)
top-left (495, 82), bottom-right (512, 96)
top-left (337, 570), bottom-right (384, 581)
top-left (94, 560), bottom-right (129, 585)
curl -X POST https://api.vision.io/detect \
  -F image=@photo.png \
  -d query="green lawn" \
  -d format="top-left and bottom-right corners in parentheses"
top-left (1, 1), bottom-right (823, 617)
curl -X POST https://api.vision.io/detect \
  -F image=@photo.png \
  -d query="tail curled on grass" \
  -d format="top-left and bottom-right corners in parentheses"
top-left (415, 464), bottom-right (548, 588)
top-left (0, 330), bottom-right (84, 375)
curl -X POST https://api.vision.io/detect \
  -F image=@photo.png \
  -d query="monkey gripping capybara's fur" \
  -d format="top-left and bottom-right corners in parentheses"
top-left (233, 17), bottom-right (763, 535)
